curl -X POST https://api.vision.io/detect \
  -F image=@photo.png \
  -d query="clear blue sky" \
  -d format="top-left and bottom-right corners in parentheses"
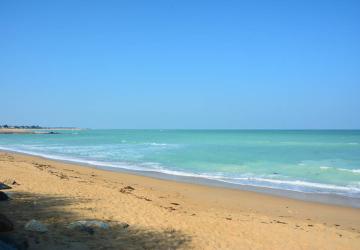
top-left (1, 1), bottom-right (359, 129)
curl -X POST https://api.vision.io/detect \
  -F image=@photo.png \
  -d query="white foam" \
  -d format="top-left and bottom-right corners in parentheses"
top-left (143, 142), bottom-right (174, 147)
top-left (0, 146), bottom-right (147, 172)
top-left (226, 177), bottom-right (360, 192)
top-left (338, 168), bottom-right (360, 174)
top-left (1, 145), bottom-right (359, 197)
top-left (320, 166), bottom-right (331, 170)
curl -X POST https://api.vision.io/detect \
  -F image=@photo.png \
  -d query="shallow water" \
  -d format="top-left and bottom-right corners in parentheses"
top-left (1, 130), bottom-right (360, 198)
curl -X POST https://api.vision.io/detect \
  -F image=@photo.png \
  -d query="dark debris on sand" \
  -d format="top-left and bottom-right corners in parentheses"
top-left (0, 183), bottom-right (12, 190)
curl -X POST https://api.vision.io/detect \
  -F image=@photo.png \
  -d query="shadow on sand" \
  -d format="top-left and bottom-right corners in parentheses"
top-left (0, 191), bottom-right (191, 249)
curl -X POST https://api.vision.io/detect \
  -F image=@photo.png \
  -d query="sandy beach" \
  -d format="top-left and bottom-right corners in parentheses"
top-left (0, 128), bottom-right (82, 134)
top-left (0, 151), bottom-right (359, 249)
top-left (0, 129), bottom-right (37, 134)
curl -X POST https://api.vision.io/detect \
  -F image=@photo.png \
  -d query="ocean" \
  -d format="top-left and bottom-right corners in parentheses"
top-left (1, 129), bottom-right (360, 199)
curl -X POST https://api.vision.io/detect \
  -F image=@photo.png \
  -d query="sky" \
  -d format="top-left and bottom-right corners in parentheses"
top-left (1, 0), bottom-right (359, 129)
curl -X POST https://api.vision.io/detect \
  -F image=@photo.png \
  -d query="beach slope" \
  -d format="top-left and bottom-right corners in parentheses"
top-left (0, 151), bottom-right (359, 249)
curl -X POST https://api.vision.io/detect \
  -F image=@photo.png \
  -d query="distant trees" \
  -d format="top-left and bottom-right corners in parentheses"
top-left (0, 124), bottom-right (43, 129)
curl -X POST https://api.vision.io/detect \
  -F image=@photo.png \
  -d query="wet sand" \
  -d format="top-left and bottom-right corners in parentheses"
top-left (1, 151), bottom-right (360, 249)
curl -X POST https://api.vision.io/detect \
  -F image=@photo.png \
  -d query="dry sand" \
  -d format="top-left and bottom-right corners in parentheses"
top-left (0, 151), bottom-right (359, 249)
top-left (0, 129), bottom-right (35, 134)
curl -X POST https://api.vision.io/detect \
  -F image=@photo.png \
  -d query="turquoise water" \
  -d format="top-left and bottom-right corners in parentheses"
top-left (1, 130), bottom-right (360, 198)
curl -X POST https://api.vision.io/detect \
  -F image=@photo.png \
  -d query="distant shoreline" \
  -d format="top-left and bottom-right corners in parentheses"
top-left (0, 128), bottom-right (83, 134)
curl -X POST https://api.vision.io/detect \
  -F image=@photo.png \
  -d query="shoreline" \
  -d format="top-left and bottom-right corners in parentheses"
top-left (1, 151), bottom-right (360, 248)
top-left (1, 148), bottom-right (359, 208)
top-left (0, 128), bottom-right (83, 134)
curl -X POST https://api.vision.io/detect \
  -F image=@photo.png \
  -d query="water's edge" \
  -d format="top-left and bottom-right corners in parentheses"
top-left (2, 148), bottom-right (360, 208)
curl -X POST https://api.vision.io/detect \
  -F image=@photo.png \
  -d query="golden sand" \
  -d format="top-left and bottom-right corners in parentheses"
top-left (1, 151), bottom-right (359, 249)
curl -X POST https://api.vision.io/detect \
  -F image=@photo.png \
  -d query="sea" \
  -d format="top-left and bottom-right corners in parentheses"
top-left (1, 129), bottom-right (360, 202)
